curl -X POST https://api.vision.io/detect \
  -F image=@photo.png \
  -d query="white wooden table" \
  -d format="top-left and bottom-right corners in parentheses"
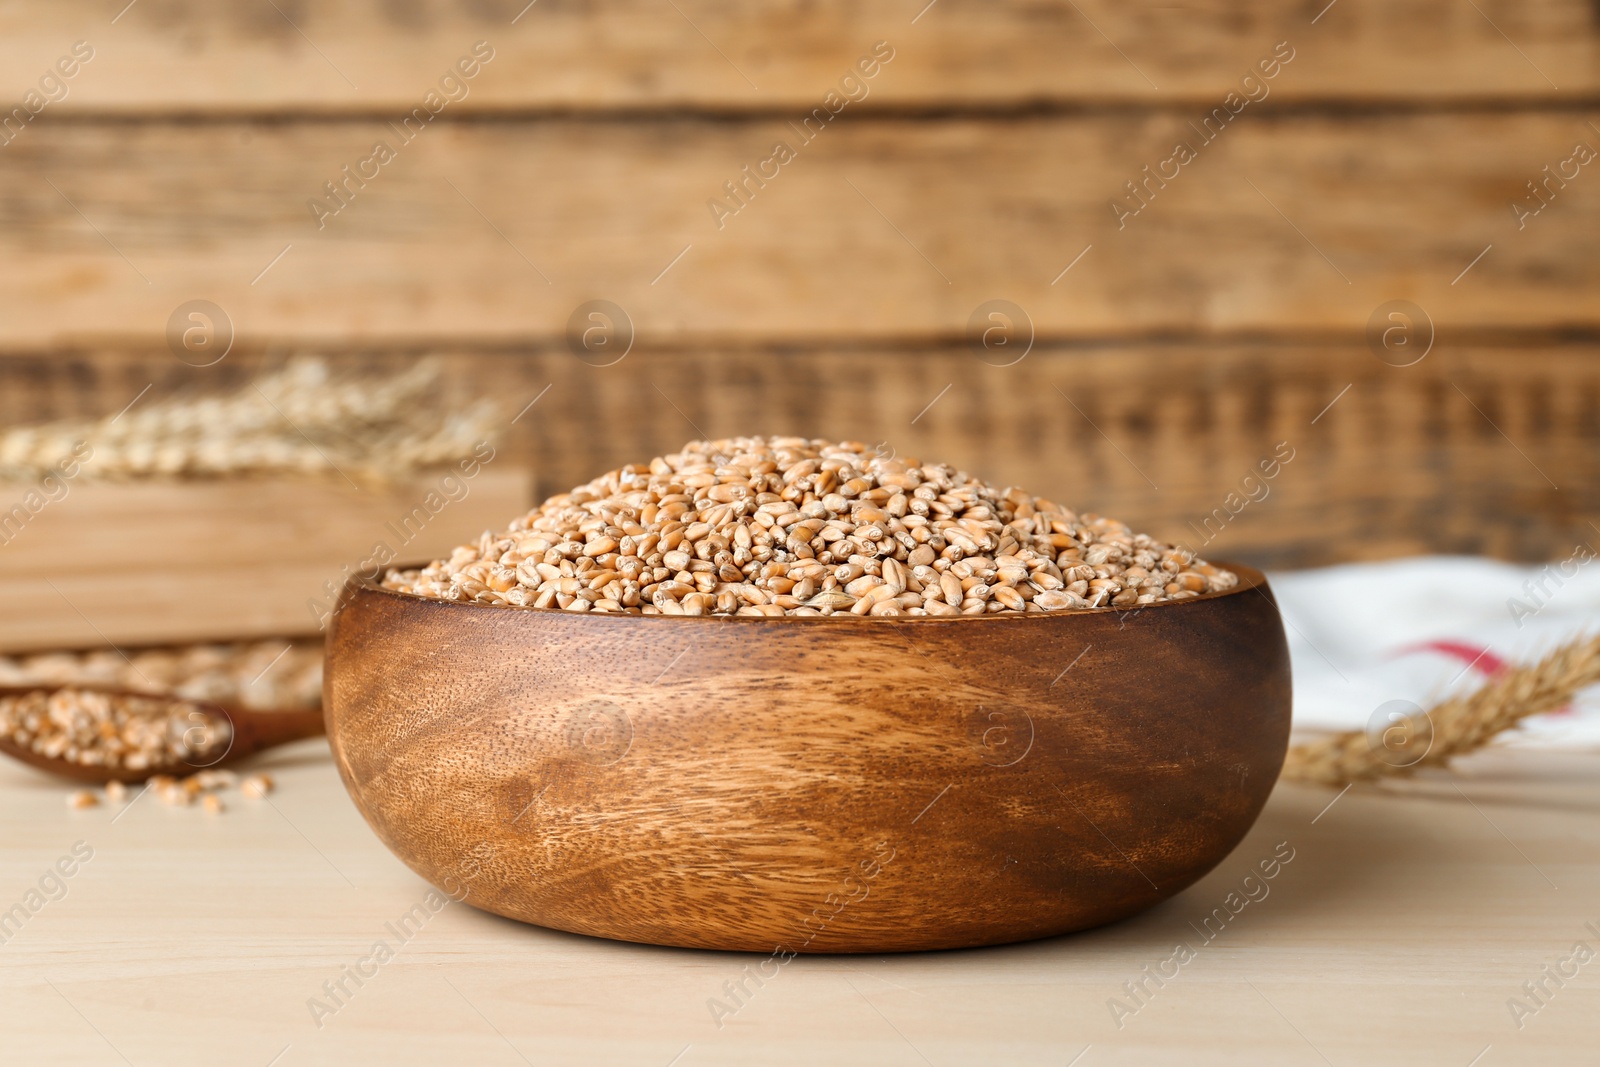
top-left (1, 740), bottom-right (1594, 1066)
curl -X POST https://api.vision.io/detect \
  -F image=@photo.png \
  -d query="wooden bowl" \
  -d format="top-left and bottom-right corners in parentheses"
top-left (325, 563), bottom-right (1290, 953)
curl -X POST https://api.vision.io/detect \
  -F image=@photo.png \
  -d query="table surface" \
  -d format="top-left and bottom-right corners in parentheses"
top-left (1, 739), bottom-right (1595, 1067)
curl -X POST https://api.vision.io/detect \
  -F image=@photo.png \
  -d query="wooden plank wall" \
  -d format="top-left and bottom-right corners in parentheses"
top-left (2, 0), bottom-right (1597, 567)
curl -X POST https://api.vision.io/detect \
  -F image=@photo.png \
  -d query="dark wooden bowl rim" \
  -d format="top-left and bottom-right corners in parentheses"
top-left (356, 560), bottom-right (1269, 625)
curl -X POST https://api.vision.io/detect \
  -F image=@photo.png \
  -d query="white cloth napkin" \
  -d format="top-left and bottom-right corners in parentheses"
top-left (1265, 555), bottom-right (1600, 747)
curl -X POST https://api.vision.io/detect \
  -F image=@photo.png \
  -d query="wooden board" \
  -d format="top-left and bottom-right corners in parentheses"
top-left (0, 741), bottom-right (1593, 1064)
top-left (0, 1), bottom-right (1594, 576)
top-left (0, 468), bottom-right (531, 653)
top-left (1, 344), bottom-right (1594, 568)
top-left (0, 113), bottom-right (1595, 349)
top-left (1, 0), bottom-right (1596, 111)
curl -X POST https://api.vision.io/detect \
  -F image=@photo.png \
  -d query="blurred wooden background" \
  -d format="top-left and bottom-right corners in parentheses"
top-left (2, 0), bottom-right (1598, 568)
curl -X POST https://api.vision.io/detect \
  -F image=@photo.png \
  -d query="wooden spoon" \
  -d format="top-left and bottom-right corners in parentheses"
top-left (0, 685), bottom-right (325, 783)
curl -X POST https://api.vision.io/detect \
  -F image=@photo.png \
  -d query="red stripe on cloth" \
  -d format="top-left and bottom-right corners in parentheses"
top-left (1394, 640), bottom-right (1509, 677)
top-left (1393, 640), bottom-right (1576, 716)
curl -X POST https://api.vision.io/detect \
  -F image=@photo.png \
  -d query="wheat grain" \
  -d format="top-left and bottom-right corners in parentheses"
top-left (385, 436), bottom-right (1235, 617)
top-left (240, 773), bottom-right (274, 798)
top-left (0, 688), bottom-right (231, 772)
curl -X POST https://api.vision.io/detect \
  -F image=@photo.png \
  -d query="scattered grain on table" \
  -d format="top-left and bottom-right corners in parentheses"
top-left (240, 773), bottom-right (274, 798)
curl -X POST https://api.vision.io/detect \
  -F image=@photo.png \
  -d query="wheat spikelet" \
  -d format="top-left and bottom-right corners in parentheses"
top-left (0, 357), bottom-right (499, 484)
top-left (1281, 633), bottom-right (1600, 786)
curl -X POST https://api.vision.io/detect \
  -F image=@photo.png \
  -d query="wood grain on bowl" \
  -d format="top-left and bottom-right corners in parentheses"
top-left (324, 562), bottom-right (1290, 953)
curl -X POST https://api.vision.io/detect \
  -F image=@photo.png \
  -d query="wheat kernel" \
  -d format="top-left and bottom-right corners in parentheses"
top-left (384, 438), bottom-right (1235, 617)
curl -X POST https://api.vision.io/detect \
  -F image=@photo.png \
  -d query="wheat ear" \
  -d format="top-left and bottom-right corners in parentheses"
top-left (1280, 633), bottom-right (1600, 786)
